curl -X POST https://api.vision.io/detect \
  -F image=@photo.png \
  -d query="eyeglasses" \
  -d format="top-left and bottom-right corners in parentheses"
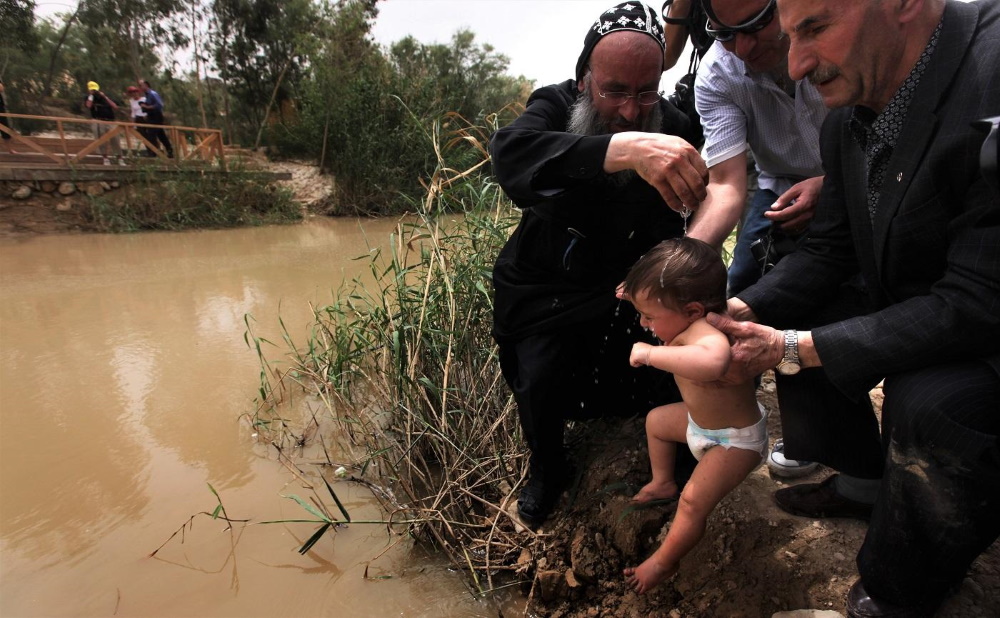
top-left (705, 0), bottom-right (776, 42)
top-left (597, 90), bottom-right (663, 106)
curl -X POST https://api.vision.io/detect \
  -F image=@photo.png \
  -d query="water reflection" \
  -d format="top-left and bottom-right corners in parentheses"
top-left (0, 218), bottom-right (497, 617)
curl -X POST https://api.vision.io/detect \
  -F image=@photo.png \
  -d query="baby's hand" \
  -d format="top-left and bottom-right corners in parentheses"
top-left (630, 342), bottom-right (652, 367)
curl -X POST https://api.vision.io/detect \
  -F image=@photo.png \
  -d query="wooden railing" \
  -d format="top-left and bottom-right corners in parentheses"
top-left (0, 113), bottom-right (226, 170)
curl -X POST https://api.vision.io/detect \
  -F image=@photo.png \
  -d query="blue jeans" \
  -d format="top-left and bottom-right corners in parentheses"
top-left (728, 188), bottom-right (779, 296)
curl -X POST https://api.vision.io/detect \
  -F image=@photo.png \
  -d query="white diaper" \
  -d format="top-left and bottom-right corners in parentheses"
top-left (686, 407), bottom-right (768, 464)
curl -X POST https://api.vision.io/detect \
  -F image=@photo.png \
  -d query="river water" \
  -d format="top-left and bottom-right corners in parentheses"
top-left (0, 218), bottom-right (506, 617)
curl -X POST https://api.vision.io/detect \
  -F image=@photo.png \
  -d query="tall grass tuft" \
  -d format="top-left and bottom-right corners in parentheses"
top-left (249, 111), bottom-right (531, 593)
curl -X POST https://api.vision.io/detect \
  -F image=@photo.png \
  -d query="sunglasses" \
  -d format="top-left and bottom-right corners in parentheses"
top-left (704, 0), bottom-right (777, 42)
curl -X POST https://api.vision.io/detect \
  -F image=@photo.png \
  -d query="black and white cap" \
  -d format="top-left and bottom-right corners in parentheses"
top-left (575, 2), bottom-right (665, 82)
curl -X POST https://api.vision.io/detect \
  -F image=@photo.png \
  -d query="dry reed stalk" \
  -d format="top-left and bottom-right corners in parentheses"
top-left (245, 113), bottom-right (534, 592)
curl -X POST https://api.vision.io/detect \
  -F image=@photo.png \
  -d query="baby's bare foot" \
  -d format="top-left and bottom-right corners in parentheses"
top-left (631, 480), bottom-right (678, 503)
top-left (623, 557), bottom-right (678, 594)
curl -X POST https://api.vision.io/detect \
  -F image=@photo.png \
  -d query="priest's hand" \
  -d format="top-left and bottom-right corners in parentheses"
top-left (606, 132), bottom-right (708, 214)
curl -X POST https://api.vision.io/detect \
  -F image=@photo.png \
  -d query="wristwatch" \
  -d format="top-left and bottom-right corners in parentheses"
top-left (776, 330), bottom-right (801, 375)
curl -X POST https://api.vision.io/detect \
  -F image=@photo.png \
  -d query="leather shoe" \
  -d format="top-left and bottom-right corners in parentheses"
top-left (517, 479), bottom-right (559, 527)
top-left (774, 474), bottom-right (873, 520)
top-left (847, 580), bottom-right (933, 617)
top-left (517, 462), bottom-right (573, 527)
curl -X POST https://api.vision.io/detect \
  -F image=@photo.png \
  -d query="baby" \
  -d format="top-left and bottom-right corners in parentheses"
top-left (620, 237), bottom-right (765, 593)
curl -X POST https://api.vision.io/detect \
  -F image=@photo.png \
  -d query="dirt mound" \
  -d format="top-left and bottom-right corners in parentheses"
top-left (520, 376), bottom-right (999, 617)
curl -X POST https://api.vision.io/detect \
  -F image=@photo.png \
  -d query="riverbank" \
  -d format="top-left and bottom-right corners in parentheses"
top-left (0, 152), bottom-right (317, 236)
top-left (528, 376), bottom-right (999, 617)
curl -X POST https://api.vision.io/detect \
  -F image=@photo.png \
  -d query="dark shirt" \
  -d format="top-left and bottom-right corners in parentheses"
top-left (490, 80), bottom-right (701, 339)
top-left (848, 21), bottom-right (942, 224)
top-left (87, 93), bottom-right (116, 121)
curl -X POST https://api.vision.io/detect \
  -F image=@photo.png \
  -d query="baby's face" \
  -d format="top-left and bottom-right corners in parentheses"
top-left (630, 289), bottom-right (691, 343)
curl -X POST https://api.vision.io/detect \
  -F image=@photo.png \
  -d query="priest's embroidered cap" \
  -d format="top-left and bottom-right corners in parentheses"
top-left (575, 2), bottom-right (665, 82)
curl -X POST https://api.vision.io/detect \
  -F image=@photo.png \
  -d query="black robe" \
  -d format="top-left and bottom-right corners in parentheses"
top-left (490, 80), bottom-right (702, 340)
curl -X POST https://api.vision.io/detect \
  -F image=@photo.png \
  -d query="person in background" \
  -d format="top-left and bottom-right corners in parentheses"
top-left (125, 86), bottom-right (151, 157)
top-left (84, 80), bottom-right (123, 165)
top-left (490, 2), bottom-right (721, 528)
top-left (620, 238), bottom-right (764, 593)
top-left (660, 0), bottom-right (713, 149)
top-left (661, 0), bottom-right (713, 71)
top-left (710, 0), bottom-right (1000, 615)
top-left (138, 79), bottom-right (174, 158)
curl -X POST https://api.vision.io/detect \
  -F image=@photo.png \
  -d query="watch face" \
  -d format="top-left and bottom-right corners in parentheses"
top-left (777, 361), bottom-right (801, 376)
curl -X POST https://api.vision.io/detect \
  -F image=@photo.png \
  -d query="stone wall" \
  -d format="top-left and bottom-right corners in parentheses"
top-left (0, 179), bottom-right (121, 234)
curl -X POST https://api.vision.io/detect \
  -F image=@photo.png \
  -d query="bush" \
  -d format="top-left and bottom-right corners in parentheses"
top-left (87, 168), bottom-right (300, 232)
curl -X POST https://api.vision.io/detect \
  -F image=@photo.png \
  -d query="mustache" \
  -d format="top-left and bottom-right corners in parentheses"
top-left (807, 65), bottom-right (840, 85)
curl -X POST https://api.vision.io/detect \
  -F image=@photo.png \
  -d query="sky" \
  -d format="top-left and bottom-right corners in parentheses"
top-left (34, 0), bottom-right (694, 93)
top-left (371, 0), bottom-right (694, 91)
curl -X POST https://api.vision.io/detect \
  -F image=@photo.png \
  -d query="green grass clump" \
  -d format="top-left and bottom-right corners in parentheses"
top-left (248, 114), bottom-right (531, 594)
top-left (87, 166), bottom-right (301, 232)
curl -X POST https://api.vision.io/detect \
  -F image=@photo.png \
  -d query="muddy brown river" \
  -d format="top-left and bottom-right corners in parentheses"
top-left (0, 218), bottom-right (509, 617)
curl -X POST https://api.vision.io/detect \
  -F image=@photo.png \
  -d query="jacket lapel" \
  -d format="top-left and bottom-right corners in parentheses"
top-left (871, 1), bottom-right (979, 269)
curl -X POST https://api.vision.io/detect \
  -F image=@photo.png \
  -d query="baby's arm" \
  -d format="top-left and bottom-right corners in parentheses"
top-left (634, 320), bottom-right (731, 381)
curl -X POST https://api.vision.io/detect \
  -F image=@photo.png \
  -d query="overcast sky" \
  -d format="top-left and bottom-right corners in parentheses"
top-left (371, 0), bottom-right (694, 90)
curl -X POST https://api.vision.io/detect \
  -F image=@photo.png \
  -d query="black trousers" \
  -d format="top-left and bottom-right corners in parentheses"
top-left (775, 366), bottom-right (885, 478)
top-left (145, 114), bottom-right (173, 156)
top-left (496, 302), bottom-right (681, 481)
top-left (858, 360), bottom-right (1000, 606)
top-left (773, 281), bottom-right (885, 478)
top-left (771, 280), bottom-right (1000, 604)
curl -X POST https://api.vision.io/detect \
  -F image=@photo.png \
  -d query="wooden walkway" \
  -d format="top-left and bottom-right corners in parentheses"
top-left (0, 112), bottom-right (246, 181)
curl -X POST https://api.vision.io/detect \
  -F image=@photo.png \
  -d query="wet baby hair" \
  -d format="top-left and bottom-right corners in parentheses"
top-left (623, 237), bottom-right (727, 313)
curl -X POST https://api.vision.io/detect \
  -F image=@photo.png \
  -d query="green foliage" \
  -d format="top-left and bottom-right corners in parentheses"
top-left (8, 0), bottom-right (532, 217)
top-left (267, 6), bottom-right (529, 215)
top-left (86, 168), bottom-right (301, 231)
top-left (77, 0), bottom-right (187, 78)
top-left (210, 0), bottom-right (321, 139)
top-left (249, 114), bottom-right (529, 588)
top-left (0, 0), bottom-right (38, 55)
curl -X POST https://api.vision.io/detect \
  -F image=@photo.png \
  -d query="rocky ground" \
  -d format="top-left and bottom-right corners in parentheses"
top-left (514, 376), bottom-right (999, 617)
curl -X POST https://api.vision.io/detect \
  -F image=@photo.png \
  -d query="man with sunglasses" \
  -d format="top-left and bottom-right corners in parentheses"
top-left (490, 2), bottom-right (724, 528)
top-left (694, 0), bottom-right (828, 297)
top-left (693, 0), bottom-right (831, 478)
top-left (709, 0), bottom-right (1000, 615)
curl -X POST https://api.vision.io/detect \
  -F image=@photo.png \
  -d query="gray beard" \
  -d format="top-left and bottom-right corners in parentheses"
top-left (567, 86), bottom-right (663, 186)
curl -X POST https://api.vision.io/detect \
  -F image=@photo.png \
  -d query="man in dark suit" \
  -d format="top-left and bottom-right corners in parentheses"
top-left (706, 0), bottom-right (999, 616)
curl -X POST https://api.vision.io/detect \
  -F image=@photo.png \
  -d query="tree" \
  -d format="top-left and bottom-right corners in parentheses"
top-left (77, 0), bottom-right (187, 80)
top-left (1, 0), bottom-right (38, 77)
top-left (209, 0), bottom-right (320, 143)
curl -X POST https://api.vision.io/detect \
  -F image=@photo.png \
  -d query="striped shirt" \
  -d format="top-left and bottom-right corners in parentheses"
top-left (694, 41), bottom-right (828, 196)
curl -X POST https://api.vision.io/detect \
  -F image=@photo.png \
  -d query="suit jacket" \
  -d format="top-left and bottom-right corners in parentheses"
top-left (740, 0), bottom-right (1000, 399)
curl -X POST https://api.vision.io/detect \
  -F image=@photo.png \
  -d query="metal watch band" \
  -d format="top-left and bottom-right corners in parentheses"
top-left (783, 329), bottom-right (799, 364)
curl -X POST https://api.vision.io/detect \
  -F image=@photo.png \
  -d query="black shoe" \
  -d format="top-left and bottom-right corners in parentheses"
top-left (847, 580), bottom-right (934, 617)
top-left (774, 474), bottom-right (873, 520)
top-left (517, 461), bottom-right (573, 527)
top-left (517, 478), bottom-right (560, 527)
